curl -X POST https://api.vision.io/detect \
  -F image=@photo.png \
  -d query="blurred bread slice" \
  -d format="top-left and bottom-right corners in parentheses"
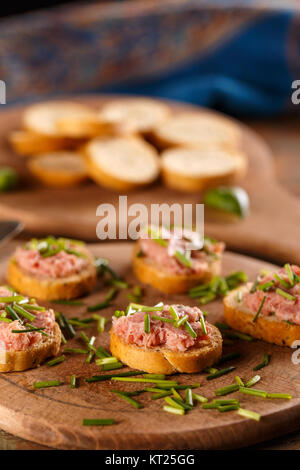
top-left (161, 147), bottom-right (247, 192)
top-left (152, 112), bottom-right (241, 149)
top-left (84, 136), bottom-right (160, 191)
top-left (9, 130), bottom-right (81, 156)
top-left (56, 115), bottom-right (115, 138)
top-left (23, 101), bottom-right (101, 138)
top-left (99, 98), bottom-right (170, 134)
top-left (27, 151), bottom-right (88, 187)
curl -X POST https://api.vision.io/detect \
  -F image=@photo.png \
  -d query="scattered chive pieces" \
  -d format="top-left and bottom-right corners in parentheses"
top-left (224, 331), bottom-right (253, 342)
top-left (5, 305), bottom-right (22, 323)
top-left (164, 397), bottom-right (185, 410)
top-left (176, 314), bottom-right (188, 327)
top-left (152, 392), bottom-right (173, 400)
top-left (64, 348), bottom-right (89, 354)
top-left (206, 366), bottom-right (236, 381)
top-left (0, 317), bottom-right (12, 323)
top-left (13, 304), bottom-right (36, 322)
top-left (70, 374), bottom-right (77, 389)
top-left (87, 300), bottom-right (110, 312)
top-left (257, 281), bottom-right (274, 292)
top-left (185, 388), bottom-right (193, 407)
top-left (200, 315), bottom-right (207, 335)
top-left (285, 264), bottom-right (295, 286)
top-left (12, 327), bottom-right (45, 333)
top-left (34, 380), bottom-right (61, 389)
top-left (85, 371), bottom-right (142, 383)
top-left (245, 375), bottom-right (261, 387)
top-left (253, 296), bottom-right (266, 322)
top-left (218, 404), bottom-right (239, 412)
top-left (47, 355), bottom-right (65, 367)
top-left (169, 305), bottom-right (179, 321)
top-left (171, 387), bottom-right (183, 401)
top-left (213, 399), bottom-right (239, 406)
top-left (112, 391), bottom-right (143, 409)
top-left (253, 353), bottom-right (270, 371)
top-left (101, 362), bottom-right (123, 371)
top-left (144, 313), bottom-right (150, 333)
top-left (267, 393), bottom-right (292, 399)
top-left (82, 419), bottom-right (115, 426)
top-left (185, 321), bottom-right (197, 339)
top-left (235, 376), bottom-right (244, 387)
top-left (130, 303), bottom-right (163, 312)
top-left (163, 405), bottom-right (185, 416)
top-left (274, 273), bottom-right (290, 289)
top-left (143, 374), bottom-right (166, 380)
top-left (215, 384), bottom-right (239, 396)
top-left (202, 403), bottom-right (218, 409)
top-left (174, 250), bottom-right (192, 268)
top-left (237, 408), bottom-right (261, 421)
top-left (239, 387), bottom-right (268, 398)
top-left (151, 315), bottom-right (174, 324)
top-left (250, 279), bottom-right (259, 293)
top-left (275, 288), bottom-right (295, 302)
top-left (96, 357), bottom-right (119, 366)
top-left (192, 393), bottom-right (208, 404)
top-left (111, 377), bottom-right (178, 385)
top-left (0, 296), bottom-right (24, 303)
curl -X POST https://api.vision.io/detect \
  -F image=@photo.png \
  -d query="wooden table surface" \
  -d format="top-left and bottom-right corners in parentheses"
top-left (0, 117), bottom-right (300, 450)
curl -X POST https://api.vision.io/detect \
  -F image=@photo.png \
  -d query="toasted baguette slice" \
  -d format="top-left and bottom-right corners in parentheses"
top-left (0, 322), bottom-right (61, 372)
top-left (27, 151), bottom-right (88, 187)
top-left (8, 130), bottom-right (80, 156)
top-left (23, 101), bottom-right (99, 138)
top-left (99, 98), bottom-right (170, 134)
top-left (56, 115), bottom-right (115, 138)
top-left (133, 244), bottom-right (221, 294)
top-left (224, 286), bottom-right (300, 347)
top-left (110, 325), bottom-right (222, 374)
top-left (7, 246), bottom-right (96, 300)
top-left (84, 136), bottom-right (160, 191)
top-left (161, 147), bottom-right (247, 192)
top-left (152, 111), bottom-right (241, 149)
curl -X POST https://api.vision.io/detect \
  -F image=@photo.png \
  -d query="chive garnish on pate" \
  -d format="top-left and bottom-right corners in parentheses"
top-left (275, 288), bottom-right (296, 302)
top-left (252, 296), bottom-right (266, 322)
top-left (144, 313), bottom-right (150, 334)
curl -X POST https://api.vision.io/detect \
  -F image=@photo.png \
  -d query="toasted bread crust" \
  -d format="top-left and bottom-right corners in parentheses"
top-left (0, 322), bottom-right (61, 372)
top-left (110, 324), bottom-right (222, 374)
top-left (9, 131), bottom-right (81, 156)
top-left (133, 243), bottom-right (221, 294)
top-left (223, 287), bottom-right (300, 347)
top-left (7, 247), bottom-right (96, 300)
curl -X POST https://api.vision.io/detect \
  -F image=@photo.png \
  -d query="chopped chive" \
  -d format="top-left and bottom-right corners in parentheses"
top-left (224, 331), bottom-right (254, 342)
top-left (151, 392), bottom-right (173, 400)
top-left (171, 387), bottom-right (183, 401)
top-left (164, 397), bottom-right (185, 410)
top-left (47, 355), bottom-right (65, 367)
top-left (206, 366), bottom-right (236, 381)
top-left (114, 310), bottom-right (125, 318)
top-left (143, 374), bottom-right (166, 380)
top-left (68, 319), bottom-right (91, 328)
top-left (96, 346), bottom-right (111, 358)
top-left (34, 380), bottom-right (61, 389)
top-left (199, 315), bottom-right (207, 335)
top-left (267, 393), bottom-right (292, 399)
top-left (285, 264), bottom-right (295, 286)
top-left (112, 391), bottom-right (143, 409)
top-left (92, 314), bottom-right (107, 333)
top-left (52, 299), bottom-right (85, 306)
top-left (12, 327), bottom-right (45, 333)
top-left (156, 383), bottom-right (201, 391)
top-left (218, 352), bottom-right (241, 364)
top-left (96, 357), bottom-right (118, 366)
top-left (253, 353), bottom-right (270, 371)
top-left (218, 404), bottom-right (239, 412)
top-left (274, 273), bottom-right (290, 289)
top-left (235, 376), bottom-right (244, 387)
top-left (110, 279), bottom-right (129, 289)
top-left (202, 403), bottom-right (218, 409)
top-left (237, 291), bottom-right (243, 302)
top-left (172, 397), bottom-right (192, 411)
top-left (87, 300), bottom-right (110, 312)
top-left (245, 375), bottom-right (261, 388)
top-left (185, 388), bottom-right (193, 407)
top-left (130, 303), bottom-right (163, 312)
top-left (86, 351), bottom-right (94, 364)
top-left (13, 304), bottom-right (36, 322)
top-left (64, 348), bottom-right (89, 354)
top-left (101, 362), bottom-right (123, 371)
top-left (145, 387), bottom-right (167, 393)
top-left (213, 399), bottom-right (239, 405)
top-left (192, 393), bottom-right (208, 404)
top-left (0, 296), bottom-right (24, 303)
top-left (253, 296), bottom-right (266, 322)
top-left (175, 314), bottom-right (188, 327)
top-left (82, 418), bottom-right (115, 426)
top-left (0, 317), bottom-right (12, 323)
top-left (5, 305), bottom-right (22, 323)
top-left (239, 387), bottom-right (268, 398)
top-left (237, 408), bottom-right (261, 421)
top-left (204, 367), bottom-right (219, 374)
top-left (275, 288), bottom-right (295, 302)
top-left (59, 312), bottom-right (76, 339)
top-left (174, 250), bottom-right (192, 268)
top-left (185, 321), bottom-right (197, 339)
top-left (25, 304), bottom-right (45, 311)
top-left (111, 378), bottom-right (178, 385)
top-left (136, 250), bottom-right (144, 258)
top-left (215, 322), bottom-right (230, 330)
top-left (85, 371), bottom-right (142, 383)
top-left (198, 292), bottom-right (217, 305)
top-left (144, 313), bottom-right (150, 333)
top-left (151, 315), bottom-right (174, 324)
top-left (257, 281), bottom-right (275, 292)
top-left (215, 384), bottom-right (240, 396)
top-left (163, 405), bottom-right (185, 415)
top-left (70, 374), bottom-right (77, 389)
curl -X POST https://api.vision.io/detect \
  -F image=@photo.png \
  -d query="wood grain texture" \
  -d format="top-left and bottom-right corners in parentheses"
top-left (0, 241), bottom-right (299, 450)
top-left (0, 95), bottom-right (300, 265)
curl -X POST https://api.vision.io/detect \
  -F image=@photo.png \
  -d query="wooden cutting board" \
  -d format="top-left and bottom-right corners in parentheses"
top-left (0, 95), bottom-right (300, 264)
top-left (0, 241), bottom-right (299, 450)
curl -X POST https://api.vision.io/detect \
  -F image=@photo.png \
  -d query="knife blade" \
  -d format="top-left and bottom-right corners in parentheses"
top-left (0, 220), bottom-right (23, 247)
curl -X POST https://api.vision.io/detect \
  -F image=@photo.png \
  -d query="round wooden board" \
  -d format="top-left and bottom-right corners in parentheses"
top-left (0, 241), bottom-right (299, 450)
top-left (0, 95), bottom-right (300, 266)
